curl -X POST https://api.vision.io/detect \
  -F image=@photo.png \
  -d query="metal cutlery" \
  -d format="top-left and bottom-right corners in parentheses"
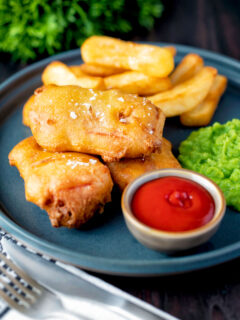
top-left (0, 252), bottom-right (85, 319)
top-left (2, 238), bottom-right (180, 320)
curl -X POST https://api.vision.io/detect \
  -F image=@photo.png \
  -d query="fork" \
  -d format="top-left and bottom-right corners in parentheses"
top-left (0, 252), bottom-right (85, 319)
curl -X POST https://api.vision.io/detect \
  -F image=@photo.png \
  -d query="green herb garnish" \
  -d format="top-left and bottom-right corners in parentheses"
top-left (0, 0), bottom-right (163, 62)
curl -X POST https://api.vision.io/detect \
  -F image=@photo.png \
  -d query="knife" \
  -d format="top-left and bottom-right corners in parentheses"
top-left (2, 238), bottom-right (179, 320)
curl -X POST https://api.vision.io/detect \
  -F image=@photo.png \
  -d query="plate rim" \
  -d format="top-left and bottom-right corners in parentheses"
top-left (1, 42), bottom-right (240, 276)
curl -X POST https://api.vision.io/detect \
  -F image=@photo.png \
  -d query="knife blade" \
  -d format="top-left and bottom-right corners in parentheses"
top-left (2, 238), bottom-right (179, 320)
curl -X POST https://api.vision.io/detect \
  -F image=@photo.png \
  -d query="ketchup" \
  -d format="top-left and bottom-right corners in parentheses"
top-left (131, 176), bottom-right (215, 232)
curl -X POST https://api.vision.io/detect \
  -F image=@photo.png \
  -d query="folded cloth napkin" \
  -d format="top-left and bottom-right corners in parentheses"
top-left (0, 231), bottom-right (20, 319)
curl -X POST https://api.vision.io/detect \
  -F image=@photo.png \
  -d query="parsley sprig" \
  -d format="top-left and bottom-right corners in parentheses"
top-left (0, 0), bottom-right (163, 62)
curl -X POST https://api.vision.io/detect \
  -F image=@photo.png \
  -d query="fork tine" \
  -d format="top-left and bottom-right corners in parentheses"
top-left (0, 252), bottom-right (43, 311)
top-left (0, 276), bottom-right (32, 303)
top-left (0, 289), bottom-right (27, 312)
top-left (0, 253), bottom-right (42, 293)
top-left (0, 264), bottom-right (37, 301)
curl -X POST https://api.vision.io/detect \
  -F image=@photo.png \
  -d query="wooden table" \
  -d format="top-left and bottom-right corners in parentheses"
top-left (0, 0), bottom-right (239, 319)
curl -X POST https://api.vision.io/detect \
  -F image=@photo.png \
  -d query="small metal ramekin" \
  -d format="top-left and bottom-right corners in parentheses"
top-left (121, 168), bottom-right (226, 253)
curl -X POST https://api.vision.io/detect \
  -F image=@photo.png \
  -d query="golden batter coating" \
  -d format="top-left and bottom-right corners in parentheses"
top-left (107, 138), bottom-right (181, 191)
top-left (23, 95), bottom-right (34, 127)
top-left (28, 85), bottom-right (165, 162)
top-left (9, 137), bottom-right (113, 228)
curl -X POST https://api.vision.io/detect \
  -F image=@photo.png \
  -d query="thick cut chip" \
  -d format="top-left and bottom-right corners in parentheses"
top-left (104, 71), bottom-right (172, 96)
top-left (9, 137), bottom-right (113, 228)
top-left (76, 47), bottom-right (175, 77)
top-left (72, 64), bottom-right (125, 77)
top-left (165, 46), bottom-right (177, 57)
top-left (23, 95), bottom-right (35, 126)
top-left (107, 138), bottom-right (181, 191)
top-left (170, 54), bottom-right (204, 85)
top-left (81, 36), bottom-right (174, 77)
top-left (149, 67), bottom-right (217, 117)
top-left (180, 75), bottom-right (227, 126)
top-left (28, 85), bottom-right (165, 162)
top-left (42, 61), bottom-right (105, 89)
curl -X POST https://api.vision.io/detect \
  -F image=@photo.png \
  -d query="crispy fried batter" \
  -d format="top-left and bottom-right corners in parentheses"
top-left (9, 137), bottom-right (113, 228)
top-left (107, 138), bottom-right (181, 190)
top-left (23, 94), bottom-right (35, 127)
top-left (28, 85), bottom-right (165, 162)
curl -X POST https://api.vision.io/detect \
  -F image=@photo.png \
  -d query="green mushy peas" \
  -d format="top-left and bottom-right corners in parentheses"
top-left (178, 119), bottom-right (240, 211)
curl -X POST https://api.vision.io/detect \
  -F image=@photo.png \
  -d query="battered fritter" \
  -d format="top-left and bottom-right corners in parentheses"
top-left (107, 138), bottom-right (181, 190)
top-left (9, 137), bottom-right (113, 228)
top-left (27, 85), bottom-right (165, 162)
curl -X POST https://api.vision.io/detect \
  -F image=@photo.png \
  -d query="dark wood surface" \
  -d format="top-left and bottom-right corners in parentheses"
top-left (0, 0), bottom-right (240, 319)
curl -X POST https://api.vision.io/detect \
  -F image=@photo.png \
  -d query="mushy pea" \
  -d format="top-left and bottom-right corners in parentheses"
top-left (178, 119), bottom-right (240, 211)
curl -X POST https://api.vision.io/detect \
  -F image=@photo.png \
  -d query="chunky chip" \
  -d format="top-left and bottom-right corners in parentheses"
top-left (42, 61), bottom-right (105, 89)
top-left (165, 46), bottom-right (177, 57)
top-left (81, 36), bottom-right (174, 77)
top-left (149, 67), bottom-right (217, 117)
top-left (104, 71), bottom-right (172, 96)
top-left (72, 64), bottom-right (125, 77)
top-left (180, 75), bottom-right (227, 126)
top-left (170, 53), bottom-right (204, 85)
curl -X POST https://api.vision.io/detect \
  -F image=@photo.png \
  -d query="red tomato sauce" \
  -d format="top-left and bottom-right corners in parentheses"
top-left (131, 176), bottom-right (215, 232)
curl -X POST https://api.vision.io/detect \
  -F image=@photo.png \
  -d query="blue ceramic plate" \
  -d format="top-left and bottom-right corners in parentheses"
top-left (0, 44), bottom-right (240, 276)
